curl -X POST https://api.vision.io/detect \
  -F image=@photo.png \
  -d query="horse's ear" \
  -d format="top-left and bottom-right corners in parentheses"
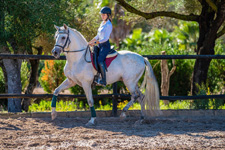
top-left (54, 25), bottom-right (59, 31)
top-left (63, 24), bottom-right (68, 30)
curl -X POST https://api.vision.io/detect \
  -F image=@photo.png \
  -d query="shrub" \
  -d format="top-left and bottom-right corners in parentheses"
top-left (39, 60), bottom-right (66, 93)
top-left (191, 83), bottom-right (225, 109)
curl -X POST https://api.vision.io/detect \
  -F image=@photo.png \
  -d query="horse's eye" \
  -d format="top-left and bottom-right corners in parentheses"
top-left (62, 37), bottom-right (66, 40)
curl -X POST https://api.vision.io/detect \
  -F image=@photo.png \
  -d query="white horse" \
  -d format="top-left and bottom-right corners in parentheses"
top-left (51, 24), bottom-right (161, 125)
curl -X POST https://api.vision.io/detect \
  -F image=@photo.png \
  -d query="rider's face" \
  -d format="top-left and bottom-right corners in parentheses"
top-left (101, 13), bottom-right (108, 21)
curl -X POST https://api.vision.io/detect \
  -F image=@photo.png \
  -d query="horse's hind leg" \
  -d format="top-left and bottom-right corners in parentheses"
top-left (120, 84), bottom-right (145, 119)
top-left (120, 91), bottom-right (138, 118)
top-left (135, 86), bottom-right (145, 119)
top-left (121, 64), bottom-right (145, 118)
top-left (120, 82), bottom-right (140, 118)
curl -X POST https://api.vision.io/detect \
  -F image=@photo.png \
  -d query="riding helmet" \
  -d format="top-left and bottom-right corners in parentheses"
top-left (100, 6), bottom-right (111, 15)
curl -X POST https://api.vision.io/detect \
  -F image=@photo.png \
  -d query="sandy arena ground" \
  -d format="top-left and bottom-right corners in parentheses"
top-left (0, 116), bottom-right (225, 149)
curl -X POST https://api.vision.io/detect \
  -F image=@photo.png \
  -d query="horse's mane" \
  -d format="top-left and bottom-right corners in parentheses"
top-left (54, 26), bottom-right (88, 46)
top-left (69, 28), bottom-right (88, 45)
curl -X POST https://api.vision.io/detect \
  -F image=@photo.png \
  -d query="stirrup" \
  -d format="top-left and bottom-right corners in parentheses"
top-left (94, 74), bottom-right (100, 84)
top-left (95, 80), bottom-right (106, 87)
top-left (94, 76), bottom-right (106, 86)
top-left (93, 71), bottom-right (106, 86)
top-left (99, 80), bottom-right (106, 86)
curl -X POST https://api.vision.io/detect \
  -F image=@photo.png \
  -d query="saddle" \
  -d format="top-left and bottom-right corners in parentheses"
top-left (91, 46), bottom-right (118, 73)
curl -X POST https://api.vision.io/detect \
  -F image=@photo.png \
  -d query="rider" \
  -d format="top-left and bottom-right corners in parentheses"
top-left (88, 6), bottom-right (113, 86)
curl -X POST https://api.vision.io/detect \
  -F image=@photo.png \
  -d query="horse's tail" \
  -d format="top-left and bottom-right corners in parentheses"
top-left (141, 57), bottom-right (162, 117)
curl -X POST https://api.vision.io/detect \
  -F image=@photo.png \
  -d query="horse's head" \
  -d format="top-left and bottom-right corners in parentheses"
top-left (52, 24), bottom-right (70, 58)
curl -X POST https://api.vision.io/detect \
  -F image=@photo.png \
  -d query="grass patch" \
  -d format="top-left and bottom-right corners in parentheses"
top-left (24, 99), bottom-right (225, 112)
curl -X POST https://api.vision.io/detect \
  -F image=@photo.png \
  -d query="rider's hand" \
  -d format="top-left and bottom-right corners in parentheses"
top-left (88, 42), bottom-right (95, 47)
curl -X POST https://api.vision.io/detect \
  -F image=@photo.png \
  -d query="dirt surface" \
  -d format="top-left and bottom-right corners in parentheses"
top-left (0, 116), bottom-right (225, 149)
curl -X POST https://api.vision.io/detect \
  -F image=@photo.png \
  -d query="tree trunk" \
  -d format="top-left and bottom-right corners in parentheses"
top-left (161, 51), bottom-right (176, 104)
top-left (22, 46), bottom-right (43, 112)
top-left (3, 59), bottom-right (22, 112)
top-left (191, 1), bottom-right (225, 95)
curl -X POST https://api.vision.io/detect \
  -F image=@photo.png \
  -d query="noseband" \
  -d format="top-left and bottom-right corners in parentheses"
top-left (54, 30), bottom-right (86, 53)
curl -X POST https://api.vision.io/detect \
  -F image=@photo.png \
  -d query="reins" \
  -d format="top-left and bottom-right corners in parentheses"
top-left (84, 45), bottom-right (91, 63)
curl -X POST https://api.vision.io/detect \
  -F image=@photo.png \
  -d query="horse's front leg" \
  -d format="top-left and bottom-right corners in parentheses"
top-left (51, 78), bottom-right (75, 120)
top-left (82, 82), bottom-right (96, 126)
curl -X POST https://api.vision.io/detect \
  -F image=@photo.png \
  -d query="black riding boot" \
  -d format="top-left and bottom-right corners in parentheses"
top-left (98, 62), bottom-right (107, 86)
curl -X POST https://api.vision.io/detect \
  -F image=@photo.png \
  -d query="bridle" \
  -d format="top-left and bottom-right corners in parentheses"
top-left (54, 29), bottom-right (91, 63)
top-left (54, 30), bottom-right (86, 53)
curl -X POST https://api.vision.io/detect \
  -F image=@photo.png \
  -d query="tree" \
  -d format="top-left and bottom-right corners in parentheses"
top-left (0, 0), bottom-right (71, 112)
top-left (115, 0), bottom-right (225, 95)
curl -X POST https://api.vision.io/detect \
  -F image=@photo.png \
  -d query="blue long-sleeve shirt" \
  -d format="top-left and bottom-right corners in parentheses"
top-left (94, 20), bottom-right (112, 43)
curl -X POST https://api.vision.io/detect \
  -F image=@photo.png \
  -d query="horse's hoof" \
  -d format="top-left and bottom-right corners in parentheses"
top-left (85, 118), bottom-right (97, 126)
top-left (51, 111), bottom-right (57, 120)
top-left (120, 112), bottom-right (126, 119)
top-left (85, 121), bottom-right (96, 127)
top-left (134, 119), bottom-right (144, 126)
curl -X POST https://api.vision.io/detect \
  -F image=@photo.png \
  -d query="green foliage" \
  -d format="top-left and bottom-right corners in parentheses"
top-left (207, 40), bottom-right (225, 93)
top-left (209, 98), bottom-right (225, 109)
top-left (122, 28), bottom-right (144, 49)
top-left (191, 83), bottom-right (225, 109)
top-left (21, 61), bottom-right (30, 92)
top-left (0, 68), bottom-right (5, 93)
top-left (161, 99), bottom-right (225, 110)
top-left (96, 100), bottom-right (112, 110)
top-left (29, 100), bottom-right (80, 112)
top-left (150, 29), bottom-right (174, 45)
top-left (192, 83), bottom-right (210, 109)
top-left (2, 0), bottom-right (66, 52)
top-left (182, 0), bottom-right (202, 14)
top-left (1, 0), bottom-right (94, 54)
top-left (28, 99), bottom-right (112, 112)
top-left (173, 21), bottom-right (199, 51)
top-left (160, 100), bottom-right (191, 110)
top-left (100, 0), bottom-right (110, 7)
